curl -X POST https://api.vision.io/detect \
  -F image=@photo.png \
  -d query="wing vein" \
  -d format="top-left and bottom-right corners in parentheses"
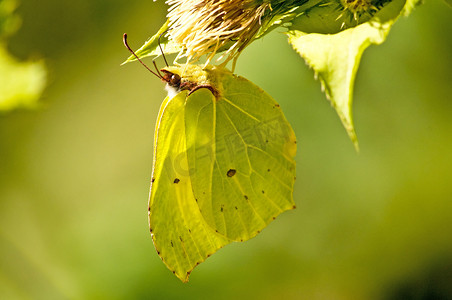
top-left (248, 173), bottom-right (284, 213)
top-left (213, 159), bottom-right (228, 237)
top-left (218, 105), bottom-right (253, 172)
top-left (247, 144), bottom-right (295, 165)
top-left (222, 97), bottom-right (260, 122)
top-left (209, 97), bottom-right (217, 230)
top-left (174, 186), bottom-right (193, 267)
top-left (252, 167), bottom-right (293, 192)
top-left (232, 175), bottom-right (267, 227)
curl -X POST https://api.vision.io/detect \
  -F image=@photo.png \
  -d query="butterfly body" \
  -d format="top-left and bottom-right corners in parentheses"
top-left (160, 66), bottom-right (219, 98)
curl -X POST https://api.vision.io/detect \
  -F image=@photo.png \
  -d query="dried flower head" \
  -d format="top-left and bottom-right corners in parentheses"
top-left (167, 0), bottom-right (272, 65)
top-left (338, 0), bottom-right (380, 24)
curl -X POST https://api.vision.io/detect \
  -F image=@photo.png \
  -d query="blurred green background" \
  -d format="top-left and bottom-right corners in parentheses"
top-left (1, 0), bottom-right (451, 299)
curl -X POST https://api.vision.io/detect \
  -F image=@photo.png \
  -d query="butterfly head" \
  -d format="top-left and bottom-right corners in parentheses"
top-left (161, 69), bottom-right (182, 89)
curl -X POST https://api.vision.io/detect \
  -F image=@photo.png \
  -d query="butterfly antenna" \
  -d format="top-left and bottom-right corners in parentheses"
top-left (123, 33), bottom-right (162, 79)
top-left (158, 31), bottom-right (169, 67)
top-left (152, 61), bottom-right (163, 78)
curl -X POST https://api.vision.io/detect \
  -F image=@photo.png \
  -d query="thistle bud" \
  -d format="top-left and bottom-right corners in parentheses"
top-left (339, 0), bottom-right (380, 22)
top-left (166, 0), bottom-right (301, 66)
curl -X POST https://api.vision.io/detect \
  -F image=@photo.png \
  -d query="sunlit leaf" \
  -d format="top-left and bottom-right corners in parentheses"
top-left (0, 0), bottom-right (46, 112)
top-left (149, 64), bottom-right (297, 281)
top-left (123, 19), bottom-right (181, 64)
top-left (0, 45), bottom-right (46, 111)
top-left (287, 0), bottom-right (421, 149)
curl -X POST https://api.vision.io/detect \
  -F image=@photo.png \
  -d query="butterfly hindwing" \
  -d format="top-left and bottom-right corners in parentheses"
top-left (184, 69), bottom-right (297, 242)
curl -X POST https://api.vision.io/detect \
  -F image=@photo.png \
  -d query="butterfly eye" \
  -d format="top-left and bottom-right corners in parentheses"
top-left (170, 74), bottom-right (181, 86)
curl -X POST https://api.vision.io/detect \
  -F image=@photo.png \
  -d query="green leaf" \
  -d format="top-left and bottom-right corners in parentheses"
top-left (149, 64), bottom-right (297, 281)
top-left (286, 0), bottom-right (421, 149)
top-left (0, 0), bottom-right (46, 112)
top-left (123, 19), bottom-right (181, 64)
top-left (0, 45), bottom-right (46, 111)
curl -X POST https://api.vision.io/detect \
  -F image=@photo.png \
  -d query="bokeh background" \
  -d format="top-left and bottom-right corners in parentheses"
top-left (1, 0), bottom-right (451, 299)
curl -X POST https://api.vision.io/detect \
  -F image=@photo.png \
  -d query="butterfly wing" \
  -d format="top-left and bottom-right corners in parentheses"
top-left (184, 72), bottom-right (297, 242)
top-left (149, 91), bottom-right (229, 282)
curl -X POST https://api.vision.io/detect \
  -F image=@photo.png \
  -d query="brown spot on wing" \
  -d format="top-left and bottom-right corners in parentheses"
top-left (227, 169), bottom-right (236, 177)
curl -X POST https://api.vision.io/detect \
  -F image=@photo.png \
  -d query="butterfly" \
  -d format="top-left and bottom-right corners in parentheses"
top-left (124, 34), bottom-right (297, 282)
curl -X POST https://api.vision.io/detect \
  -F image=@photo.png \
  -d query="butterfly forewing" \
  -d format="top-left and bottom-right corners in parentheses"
top-left (149, 91), bottom-right (229, 282)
